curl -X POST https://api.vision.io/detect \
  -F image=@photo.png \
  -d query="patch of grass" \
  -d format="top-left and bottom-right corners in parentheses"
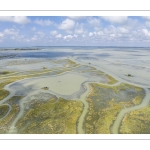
top-left (0, 89), bottom-right (9, 101)
top-left (106, 74), bottom-right (118, 84)
top-left (85, 83), bottom-right (145, 134)
top-left (120, 104), bottom-right (150, 134)
top-left (0, 105), bottom-right (9, 119)
top-left (0, 96), bottom-right (22, 133)
top-left (16, 97), bottom-right (83, 134)
top-left (42, 87), bottom-right (49, 90)
top-left (0, 70), bottom-right (10, 75)
top-left (67, 59), bottom-right (77, 65)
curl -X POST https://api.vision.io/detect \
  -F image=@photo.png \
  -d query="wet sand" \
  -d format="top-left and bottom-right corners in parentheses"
top-left (70, 57), bottom-right (150, 134)
top-left (1, 47), bottom-right (150, 134)
top-left (4, 73), bottom-right (87, 133)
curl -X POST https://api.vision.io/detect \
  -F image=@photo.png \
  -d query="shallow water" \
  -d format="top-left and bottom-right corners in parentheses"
top-left (1, 47), bottom-right (150, 134)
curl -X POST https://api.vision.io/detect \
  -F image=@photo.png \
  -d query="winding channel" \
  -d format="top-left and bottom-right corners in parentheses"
top-left (0, 104), bottom-right (12, 121)
top-left (70, 57), bottom-right (150, 134)
top-left (77, 81), bottom-right (121, 134)
top-left (112, 88), bottom-right (150, 134)
top-left (1, 58), bottom-right (150, 134)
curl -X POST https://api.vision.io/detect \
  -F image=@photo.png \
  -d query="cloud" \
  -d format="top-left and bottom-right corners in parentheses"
top-left (101, 16), bottom-right (128, 24)
top-left (55, 34), bottom-right (62, 38)
top-left (31, 27), bottom-right (36, 31)
top-left (145, 21), bottom-right (150, 27)
top-left (74, 22), bottom-right (87, 35)
top-left (142, 29), bottom-right (150, 37)
top-left (142, 16), bottom-right (150, 20)
top-left (89, 31), bottom-right (103, 37)
top-left (50, 30), bottom-right (58, 35)
top-left (63, 35), bottom-right (73, 40)
top-left (66, 30), bottom-right (72, 34)
top-left (31, 35), bottom-right (37, 41)
top-left (117, 27), bottom-right (129, 33)
top-left (74, 28), bottom-right (85, 34)
top-left (89, 32), bottom-right (93, 36)
top-left (96, 31), bottom-right (104, 35)
top-left (109, 34), bottom-right (116, 37)
top-left (74, 34), bottom-right (78, 38)
top-left (68, 16), bottom-right (86, 20)
top-left (36, 31), bottom-right (45, 37)
top-left (0, 32), bottom-right (4, 37)
top-left (0, 16), bottom-right (30, 24)
top-left (59, 19), bottom-right (75, 30)
top-left (35, 19), bottom-right (53, 26)
top-left (4, 28), bottom-right (19, 35)
top-left (88, 17), bottom-right (101, 26)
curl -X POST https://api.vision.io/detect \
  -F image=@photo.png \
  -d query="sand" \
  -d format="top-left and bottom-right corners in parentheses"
top-left (23, 73), bottom-right (88, 95)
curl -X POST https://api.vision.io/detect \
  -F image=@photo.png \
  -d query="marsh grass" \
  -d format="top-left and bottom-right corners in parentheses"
top-left (0, 70), bottom-right (10, 75)
top-left (0, 105), bottom-right (9, 119)
top-left (120, 104), bottom-right (150, 134)
top-left (16, 98), bottom-right (83, 134)
top-left (106, 74), bottom-right (118, 84)
top-left (85, 83), bottom-right (144, 134)
top-left (0, 96), bottom-right (22, 133)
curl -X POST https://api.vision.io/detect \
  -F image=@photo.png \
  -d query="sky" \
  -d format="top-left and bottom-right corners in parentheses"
top-left (1, 16), bottom-right (150, 47)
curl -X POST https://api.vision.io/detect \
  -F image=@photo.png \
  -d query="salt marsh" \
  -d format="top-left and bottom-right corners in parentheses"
top-left (0, 47), bottom-right (150, 134)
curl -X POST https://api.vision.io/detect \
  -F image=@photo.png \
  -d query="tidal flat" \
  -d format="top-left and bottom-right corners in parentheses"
top-left (0, 47), bottom-right (150, 134)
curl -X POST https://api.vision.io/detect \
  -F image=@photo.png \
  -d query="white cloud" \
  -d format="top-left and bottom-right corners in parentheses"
top-left (74, 22), bottom-right (87, 35)
top-left (89, 32), bottom-right (93, 36)
top-left (117, 27), bottom-right (129, 33)
top-left (0, 16), bottom-right (30, 24)
top-left (0, 32), bottom-right (4, 37)
top-left (74, 34), bottom-right (78, 38)
top-left (66, 30), bottom-right (72, 34)
top-left (55, 34), bottom-right (62, 38)
top-left (75, 29), bottom-right (84, 34)
top-left (142, 29), bottom-right (150, 37)
top-left (63, 35), bottom-right (73, 40)
top-left (145, 21), bottom-right (150, 27)
top-left (101, 16), bottom-right (128, 24)
top-left (4, 28), bottom-right (19, 35)
top-left (96, 31), bottom-right (104, 36)
top-left (31, 27), bottom-right (36, 31)
top-left (109, 34), bottom-right (116, 37)
top-left (35, 19), bottom-right (53, 26)
top-left (59, 19), bottom-right (75, 30)
top-left (31, 35), bottom-right (37, 41)
top-left (89, 31), bottom-right (103, 37)
top-left (88, 17), bottom-right (101, 26)
top-left (50, 30), bottom-right (58, 35)
top-left (68, 16), bottom-right (86, 20)
top-left (142, 16), bottom-right (150, 20)
top-left (36, 31), bottom-right (45, 37)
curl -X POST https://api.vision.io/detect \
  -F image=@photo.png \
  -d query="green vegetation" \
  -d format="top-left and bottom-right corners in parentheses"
top-left (67, 59), bottom-right (77, 66)
top-left (106, 74), bottom-right (118, 84)
top-left (52, 59), bottom-right (77, 67)
top-left (0, 89), bottom-right (9, 101)
top-left (84, 83), bottom-right (145, 134)
top-left (0, 76), bottom-right (30, 101)
top-left (16, 98), bottom-right (83, 134)
top-left (120, 104), bottom-right (150, 134)
top-left (42, 67), bottom-right (47, 70)
top-left (0, 70), bottom-right (10, 75)
top-left (0, 105), bottom-right (9, 119)
top-left (42, 87), bottom-right (49, 90)
top-left (0, 96), bottom-right (22, 133)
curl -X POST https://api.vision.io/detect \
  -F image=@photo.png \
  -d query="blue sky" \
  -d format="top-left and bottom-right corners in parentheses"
top-left (1, 16), bottom-right (150, 47)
